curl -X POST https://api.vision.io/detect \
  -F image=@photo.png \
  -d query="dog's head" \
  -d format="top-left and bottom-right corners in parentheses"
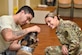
top-left (17, 32), bottom-right (38, 55)
top-left (21, 32), bottom-right (38, 48)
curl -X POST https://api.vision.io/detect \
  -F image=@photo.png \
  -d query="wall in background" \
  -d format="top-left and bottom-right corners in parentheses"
top-left (0, 0), bottom-right (41, 16)
top-left (30, 0), bottom-right (41, 9)
top-left (0, 0), bottom-right (8, 16)
top-left (18, 0), bottom-right (41, 9)
top-left (18, 0), bottom-right (26, 9)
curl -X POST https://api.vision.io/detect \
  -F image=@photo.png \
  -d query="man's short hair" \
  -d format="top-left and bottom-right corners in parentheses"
top-left (16, 5), bottom-right (34, 17)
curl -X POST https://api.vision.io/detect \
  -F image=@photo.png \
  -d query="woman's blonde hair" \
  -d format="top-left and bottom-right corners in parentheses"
top-left (45, 12), bottom-right (60, 20)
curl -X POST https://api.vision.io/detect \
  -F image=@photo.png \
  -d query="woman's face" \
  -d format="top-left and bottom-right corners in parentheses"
top-left (45, 16), bottom-right (58, 29)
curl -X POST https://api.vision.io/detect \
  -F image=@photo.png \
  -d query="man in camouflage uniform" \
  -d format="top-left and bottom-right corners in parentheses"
top-left (44, 12), bottom-right (82, 55)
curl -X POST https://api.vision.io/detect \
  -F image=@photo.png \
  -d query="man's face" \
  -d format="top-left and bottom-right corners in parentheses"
top-left (45, 16), bottom-right (57, 29)
top-left (19, 12), bottom-right (33, 26)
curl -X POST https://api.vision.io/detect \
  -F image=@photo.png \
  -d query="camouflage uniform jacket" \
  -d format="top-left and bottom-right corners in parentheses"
top-left (56, 19), bottom-right (82, 55)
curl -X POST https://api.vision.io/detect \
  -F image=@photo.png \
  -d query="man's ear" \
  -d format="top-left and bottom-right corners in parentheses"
top-left (21, 10), bottom-right (25, 14)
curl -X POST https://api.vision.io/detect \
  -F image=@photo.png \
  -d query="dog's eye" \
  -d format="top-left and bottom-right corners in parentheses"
top-left (32, 33), bottom-right (36, 35)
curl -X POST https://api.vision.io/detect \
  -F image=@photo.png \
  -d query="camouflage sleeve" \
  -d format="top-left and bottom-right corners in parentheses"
top-left (64, 28), bottom-right (80, 55)
top-left (56, 29), bottom-right (68, 45)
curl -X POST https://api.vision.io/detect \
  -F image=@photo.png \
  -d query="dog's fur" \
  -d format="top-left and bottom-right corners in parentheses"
top-left (17, 32), bottom-right (38, 55)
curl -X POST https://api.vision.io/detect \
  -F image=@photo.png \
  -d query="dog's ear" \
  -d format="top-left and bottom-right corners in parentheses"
top-left (20, 32), bottom-right (32, 46)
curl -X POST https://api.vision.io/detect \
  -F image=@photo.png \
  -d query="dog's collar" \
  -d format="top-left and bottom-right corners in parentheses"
top-left (21, 46), bottom-right (33, 53)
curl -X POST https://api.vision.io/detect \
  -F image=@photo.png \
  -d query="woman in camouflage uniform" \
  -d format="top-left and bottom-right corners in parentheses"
top-left (44, 12), bottom-right (82, 55)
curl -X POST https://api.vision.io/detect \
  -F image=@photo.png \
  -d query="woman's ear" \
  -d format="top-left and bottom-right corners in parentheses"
top-left (54, 16), bottom-right (57, 20)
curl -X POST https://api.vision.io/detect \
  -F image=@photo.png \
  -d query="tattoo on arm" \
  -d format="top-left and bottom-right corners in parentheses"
top-left (1, 28), bottom-right (28, 41)
top-left (2, 28), bottom-right (27, 38)
top-left (13, 29), bottom-right (27, 37)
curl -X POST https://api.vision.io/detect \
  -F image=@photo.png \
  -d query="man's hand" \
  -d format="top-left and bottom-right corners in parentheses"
top-left (62, 45), bottom-right (68, 55)
top-left (27, 25), bottom-right (41, 33)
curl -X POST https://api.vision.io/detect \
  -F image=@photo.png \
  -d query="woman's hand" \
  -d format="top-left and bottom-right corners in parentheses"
top-left (62, 45), bottom-right (68, 55)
